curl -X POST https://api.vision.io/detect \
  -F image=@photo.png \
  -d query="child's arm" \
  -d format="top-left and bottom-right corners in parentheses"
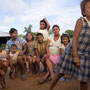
top-left (43, 18), bottom-right (50, 30)
top-left (35, 49), bottom-right (40, 61)
top-left (22, 43), bottom-right (26, 55)
top-left (72, 18), bottom-right (83, 67)
top-left (60, 48), bottom-right (64, 55)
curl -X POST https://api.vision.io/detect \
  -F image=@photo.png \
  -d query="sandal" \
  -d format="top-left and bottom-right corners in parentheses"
top-left (22, 75), bottom-right (27, 80)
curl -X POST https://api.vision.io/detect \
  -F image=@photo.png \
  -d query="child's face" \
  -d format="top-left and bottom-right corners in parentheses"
top-left (27, 33), bottom-right (33, 41)
top-left (53, 27), bottom-right (60, 35)
top-left (10, 31), bottom-right (18, 39)
top-left (37, 35), bottom-right (44, 43)
top-left (62, 37), bottom-right (69, 45)
top-left (84, 2), bottom-right (90, 17)
top-left (11, 46), bottom-right (17, 53)
top-left (40, 22), bottom-right (46, 29)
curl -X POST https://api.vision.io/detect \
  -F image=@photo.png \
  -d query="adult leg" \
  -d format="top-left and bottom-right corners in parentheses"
top-left (45, 58), bottom-right (55, 78)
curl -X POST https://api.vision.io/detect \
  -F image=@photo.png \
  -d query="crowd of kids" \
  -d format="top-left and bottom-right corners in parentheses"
top-left (0, 0), bottom-right (90, 90)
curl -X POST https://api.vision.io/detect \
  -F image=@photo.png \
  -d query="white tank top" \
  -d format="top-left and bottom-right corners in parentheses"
top-left (49, 36), bottom-right (62, 54)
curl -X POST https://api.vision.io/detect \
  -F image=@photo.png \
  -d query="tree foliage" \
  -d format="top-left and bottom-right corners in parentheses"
top-left (24, 24), bottom-right (32, 33)
top-left (65, 30), bottom-right (74, 39)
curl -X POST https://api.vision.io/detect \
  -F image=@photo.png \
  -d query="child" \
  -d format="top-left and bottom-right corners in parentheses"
top-left (9, 44), bottom-right (19, 79)
top-left (35, 33), bottom-right (47, 73)
top-left (5, 28), bottom-right (27, 80)
top-left (37, 18), bottom-right (50, 41)
top-left (61, 33), bottom-right (70, 50)
top-left (37, 25), bottom-right (63, 83)
top-left (0, 47), bottom-right (9, 89)
top-left (49, 0), bottom-right (90, 90)
top-left (26, 32), bottom-right (36, 76)
top-left (60, 34), bottom-right (70, 81)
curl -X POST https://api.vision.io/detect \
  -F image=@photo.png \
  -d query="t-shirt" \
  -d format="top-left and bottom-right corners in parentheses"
top-left (48, 35), bottom-right (62, 54)
top-left (9, 52), bottom-right (19, 64)
top-left (5, 37), bottom-right (26, 53)
top-left (35, 41), bottom-right (46, 56)
top-left (37, 29), bottom-right (49, 41)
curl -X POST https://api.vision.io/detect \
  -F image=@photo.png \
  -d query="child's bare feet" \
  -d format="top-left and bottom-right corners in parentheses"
top-left (37, 77), bottom-right (47, 84)
top-left (28, 72), bottom-right (33, 77)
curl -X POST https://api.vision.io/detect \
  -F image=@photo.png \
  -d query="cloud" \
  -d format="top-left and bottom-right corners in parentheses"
top-left (0, 0), bottom-right (81, 34)
top-left (0, 0), bottom-right (29, 13)
top-left (0, 16), bottom-right (15, 25)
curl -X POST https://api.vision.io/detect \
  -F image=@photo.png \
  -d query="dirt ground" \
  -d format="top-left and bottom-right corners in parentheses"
top-left (4, 72), bottom-right (90, 90)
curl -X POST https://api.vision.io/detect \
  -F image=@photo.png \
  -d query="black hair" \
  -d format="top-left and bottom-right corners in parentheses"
top-left (26, 32), bottom-right (34, 42)
top-left (61, 33), bottom-right (70, 43)
top-left (52, 25), bottom-right (60, 30)
top-left (36, 33), bottom-right (43, 39)
top-left (40, 19), bottom-right (47, 29)
top-left (80, 0), bottom-right (90, 16)
top-left (11, 44), bottom-right (17, 49)
top-left (9, 28), bottom-right (17, 34)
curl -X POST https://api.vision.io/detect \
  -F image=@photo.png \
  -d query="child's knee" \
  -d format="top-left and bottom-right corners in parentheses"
top-left (2, 61), bottom-right (8, 68)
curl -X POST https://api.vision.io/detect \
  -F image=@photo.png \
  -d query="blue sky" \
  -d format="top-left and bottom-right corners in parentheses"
top-left (0, 0), bottom-right (82, 35)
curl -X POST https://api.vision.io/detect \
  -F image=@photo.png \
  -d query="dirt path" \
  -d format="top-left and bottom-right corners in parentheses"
top-left (5, 73), bottom-right (90, 90)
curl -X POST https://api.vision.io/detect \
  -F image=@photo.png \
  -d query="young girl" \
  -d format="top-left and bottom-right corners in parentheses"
top-left (26, 32), bottom-right (36, 76)
top-left (49, 0), bottom-right (90, 90)
top-left (37, 25), bottom-right (63, 83)
top-left (37, 18), bottom-right (50, 41)
top-left (9, 44), bottom-right (19, 79)
top-left (61, 33), bottom-right (70, 50)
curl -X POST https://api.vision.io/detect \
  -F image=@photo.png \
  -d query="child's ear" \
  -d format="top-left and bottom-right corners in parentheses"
top-left (83, 11), bottom-right (86, 16)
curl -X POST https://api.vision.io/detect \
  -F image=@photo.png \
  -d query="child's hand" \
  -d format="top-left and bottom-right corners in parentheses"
top-left (37, 57), bottom-right (40, 62)
top-left (73, 56), bottom-right (80, 67)
top-left (44, 54), bottom-right (50, 58)
top-left (43, 18), bottom-right (46, 20)
top-left (19, 52), bottom-right (23, 56)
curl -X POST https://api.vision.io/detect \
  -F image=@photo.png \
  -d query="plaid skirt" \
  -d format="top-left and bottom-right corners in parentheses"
top-left (56, 44), bottom-right (90, 82)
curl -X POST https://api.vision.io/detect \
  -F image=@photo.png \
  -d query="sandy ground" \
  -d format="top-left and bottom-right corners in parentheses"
top-left (4, 72), bottom-right (90, 90)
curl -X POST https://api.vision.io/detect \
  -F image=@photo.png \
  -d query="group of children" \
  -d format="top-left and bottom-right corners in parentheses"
top-left (0, 0), bottom-right (90, 90)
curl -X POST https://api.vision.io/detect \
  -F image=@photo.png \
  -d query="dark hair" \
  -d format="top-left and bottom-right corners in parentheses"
top-left (9, 28), bottom-right (17, 34)
top-left (40, 20), bottom-right (47, 29)
top-left (52, 25), bottom-right (60, 30)
top-left (36, 33), bottom-right (43, 39)
top-left (11, 44), bottom-right (17, 48)
top-left (26, 32), bottom-right (34, 42)
top-left (80, 0), bottom-right (90, 16)
top-left (61, 33), bottom-right (70, 43)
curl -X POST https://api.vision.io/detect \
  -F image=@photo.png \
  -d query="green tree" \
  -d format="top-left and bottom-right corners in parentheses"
top-left (65, 30), bottom-right (74, 39)
top-left (24, 24), bottom-right (32, 33)
top-left (49, 29), bottom-right (53, 35)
